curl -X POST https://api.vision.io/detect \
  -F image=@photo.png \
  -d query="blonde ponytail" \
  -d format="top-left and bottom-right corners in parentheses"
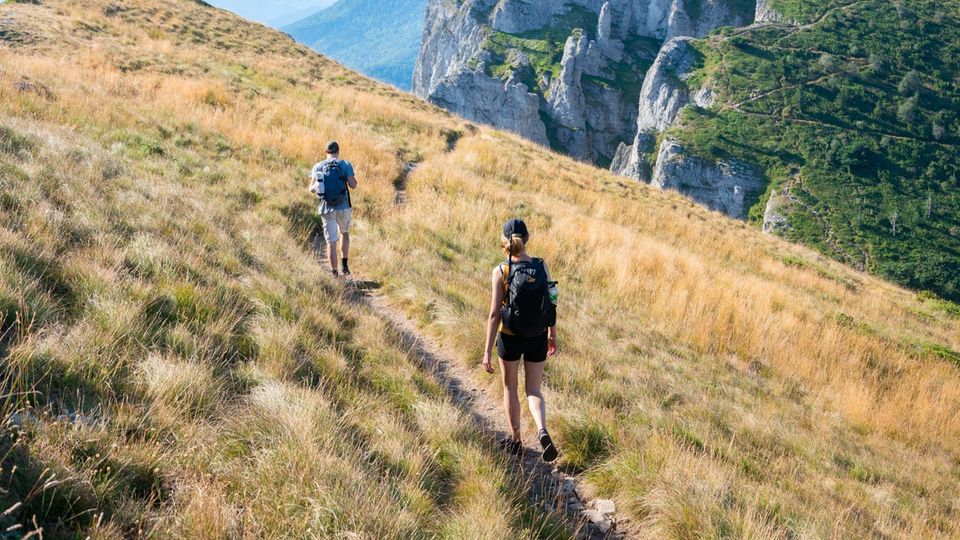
top-left (503, 233), bottom-right (526, 257)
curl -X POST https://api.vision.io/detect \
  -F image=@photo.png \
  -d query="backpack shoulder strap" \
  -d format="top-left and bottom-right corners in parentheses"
top-left (529, 258), bottom-right (545, 276)
top-left (497, 260), bottom-right (512, 306)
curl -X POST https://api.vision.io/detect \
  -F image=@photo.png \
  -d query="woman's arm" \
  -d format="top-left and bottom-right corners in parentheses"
top-left (543, 260), bottom-right (558, 356)
top-left (482, 265), bottom-right (505, 373)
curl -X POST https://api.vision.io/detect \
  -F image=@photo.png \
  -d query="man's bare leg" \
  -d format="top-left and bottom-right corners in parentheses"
top-left (328, 240), bottom-right (339, 273)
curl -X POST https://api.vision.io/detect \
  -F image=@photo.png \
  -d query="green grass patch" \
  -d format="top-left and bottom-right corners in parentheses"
top-left (0, 125), bottom-right (34, 155)
top-left (556, 415), bottom-right (615, 469)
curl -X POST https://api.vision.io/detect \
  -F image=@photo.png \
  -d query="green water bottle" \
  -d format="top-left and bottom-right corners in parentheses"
top-left (548, 281), bottom-right (558, 305)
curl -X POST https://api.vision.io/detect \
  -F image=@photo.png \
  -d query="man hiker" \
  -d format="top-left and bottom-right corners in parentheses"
top-left (308, 141), bottom-right (358, 276)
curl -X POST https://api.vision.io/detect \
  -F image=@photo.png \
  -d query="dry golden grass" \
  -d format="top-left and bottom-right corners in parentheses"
top-left (0, 0), bottom-right (958, 537)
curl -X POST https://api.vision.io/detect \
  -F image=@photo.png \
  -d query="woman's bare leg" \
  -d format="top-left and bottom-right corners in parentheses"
top-left (523, 361), bottom-right (547, 432)
top-left (499, 359), bottom-right (522, 439)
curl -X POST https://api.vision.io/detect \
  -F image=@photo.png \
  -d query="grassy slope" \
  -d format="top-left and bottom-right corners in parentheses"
top-left (674, 0), bottom-right (960, 302)
top-left (281, 0), bottom-right (427, 90)
top-left (0, 0), bottom-right (959, 538)
top-left (0, 1), bottom-right (562, 537)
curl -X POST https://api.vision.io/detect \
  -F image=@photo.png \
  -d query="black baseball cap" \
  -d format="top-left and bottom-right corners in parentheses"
top-left (503, 218), bottom-right (528, 238)
top-left (326, 141), bottom-right (340, 154)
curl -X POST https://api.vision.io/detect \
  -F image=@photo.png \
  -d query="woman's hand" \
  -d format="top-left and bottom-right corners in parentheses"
top-left (482, 352), bottom-right (495, 374)
top-left (547, 336), bottom-right (557, 357)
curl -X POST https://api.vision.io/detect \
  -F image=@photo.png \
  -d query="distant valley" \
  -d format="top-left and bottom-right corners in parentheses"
top-left (283, 0), bottom-right (428, 90)
top-left (205, 0), bottom-right (335, 27)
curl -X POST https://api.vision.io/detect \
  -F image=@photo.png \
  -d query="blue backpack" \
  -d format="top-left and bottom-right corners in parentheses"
top-left (319, 159), bottom-right (350, 207)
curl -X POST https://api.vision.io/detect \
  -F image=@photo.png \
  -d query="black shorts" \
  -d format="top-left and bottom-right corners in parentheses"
top-left (496, 332), bottom-right (548, 363)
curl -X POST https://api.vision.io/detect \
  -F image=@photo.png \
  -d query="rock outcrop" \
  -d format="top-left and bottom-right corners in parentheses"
top-left (762, 188), bottom-right (793, 233)
top-left (542, 29), bottom-right (639, 161)
top-left (652, 139), bottom-right (764, 219)
top-left (490, 0), bottom-right (572, 34)
top-left (413, 0), bottom-right (491, 99)
top-left (755, 0), bottom-right (789, 23)
top-left (611, 36), bottom-right (700, 181)
top-left (429, 69), bottom-right (550, 146)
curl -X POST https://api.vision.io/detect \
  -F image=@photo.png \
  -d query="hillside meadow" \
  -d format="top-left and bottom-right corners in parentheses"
top-left (1, 0), bottom-right (959, 538)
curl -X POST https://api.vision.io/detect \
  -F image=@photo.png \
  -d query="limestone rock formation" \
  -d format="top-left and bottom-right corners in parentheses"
top-left (413, 0), bottom-right (491, 100)
top-left (652, 139), bottom-right (764, 219)
top-left (763, 188), bottom-right (795, 234)
top-left (430, 69), bottom-right (550, 146)
top-left (415, 0), bottom-right (777, 220)
top-left (611, 36), bottom-right (700, 181)
top-left (755, 0), bottom-right (789, 23)
top-left (415, 0), bottom-right (754, 166)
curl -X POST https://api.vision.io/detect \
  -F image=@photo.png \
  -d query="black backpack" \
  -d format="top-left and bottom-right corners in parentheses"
top-left (500, 258), bottom-right (556, 337)
top-left (319, 159), bottom-right (350, 207)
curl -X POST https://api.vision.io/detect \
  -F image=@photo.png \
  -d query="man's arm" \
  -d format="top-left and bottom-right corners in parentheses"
top-left (343, 161), bottom-right (358, 189)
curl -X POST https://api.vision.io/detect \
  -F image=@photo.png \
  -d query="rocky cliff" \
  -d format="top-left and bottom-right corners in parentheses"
top-left (652, 139), bottom-right (763, 219)
top-left (414, 0), bottom-right (754, 167)
top-left (609, 36), bottom-right (706, 181)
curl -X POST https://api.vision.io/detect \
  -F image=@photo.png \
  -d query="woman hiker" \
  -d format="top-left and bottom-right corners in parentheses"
top-left (482, 218), bottom-right (560, 462)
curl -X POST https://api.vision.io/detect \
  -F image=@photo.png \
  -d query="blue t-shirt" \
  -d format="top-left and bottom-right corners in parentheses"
top-left (311, 158), bottom-right (355, 214)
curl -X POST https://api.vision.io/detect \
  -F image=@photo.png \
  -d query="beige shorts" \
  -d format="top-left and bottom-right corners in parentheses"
top-left (320, 208), bottom-right (352, 243)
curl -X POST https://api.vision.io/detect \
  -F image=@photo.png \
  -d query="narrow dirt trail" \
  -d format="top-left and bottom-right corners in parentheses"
top-left (393, 162), bottom-right (416, 206)
top-left (337, 279), bottom-right (629, 539)
top-left (309, 128), bottom-right (629, 538)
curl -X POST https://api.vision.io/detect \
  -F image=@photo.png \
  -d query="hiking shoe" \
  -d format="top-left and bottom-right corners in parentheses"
top-left (497, 435), bottom-right (522, 456)
top-left (539, 429), bottom-right (558, 463)
top-left (341, 263), bottom-right (351, 276)
top-left (330, 269), bottom-right (340, 277)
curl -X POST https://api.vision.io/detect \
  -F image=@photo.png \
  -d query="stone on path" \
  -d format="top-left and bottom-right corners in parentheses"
top-left (595, 499), bottom-right (616, 515)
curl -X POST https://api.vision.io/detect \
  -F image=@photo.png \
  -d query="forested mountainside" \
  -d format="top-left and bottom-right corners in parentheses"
top-left (665, 0), bottom-right (960, 301)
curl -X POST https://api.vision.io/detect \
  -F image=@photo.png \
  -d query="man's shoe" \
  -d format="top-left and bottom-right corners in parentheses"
top-left (331, 268), bottom-right (340, 277)
top-left (341, 258), bottom-right (351, 276)
top-left (539, 429), bottom-right (558, 462)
